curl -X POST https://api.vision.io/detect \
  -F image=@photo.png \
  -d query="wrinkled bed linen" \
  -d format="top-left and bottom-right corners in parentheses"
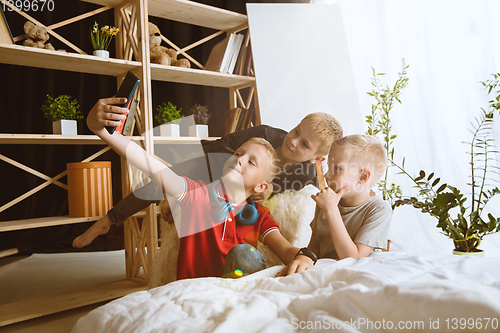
top-left (72, 252), bottom-right (500, 333)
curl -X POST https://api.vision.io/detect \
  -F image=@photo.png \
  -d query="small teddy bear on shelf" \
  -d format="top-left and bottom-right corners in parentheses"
top-left (22, 21), bottom-right (59, 51)
top-left (149, 22), bottom-right (190, 68)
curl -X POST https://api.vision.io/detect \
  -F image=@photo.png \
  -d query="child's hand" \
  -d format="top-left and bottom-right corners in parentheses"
top-left (275, 256), bottom-right (316, 277)
top-left (311, 186), bottom-right (348, 212)
top-left (87, 97), bottom-right (129, 133)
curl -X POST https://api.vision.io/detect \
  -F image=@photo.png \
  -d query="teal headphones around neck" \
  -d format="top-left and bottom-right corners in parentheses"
top-left (209, 181), bottom-right (259, 226)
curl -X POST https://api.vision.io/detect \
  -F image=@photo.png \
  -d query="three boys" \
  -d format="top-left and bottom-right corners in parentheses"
top-left (85, 97), bottom-right (319, 279)
top-left (74, 108), bottom-right (343, 249)
top-left (84, 96), bottom-right (391, 280)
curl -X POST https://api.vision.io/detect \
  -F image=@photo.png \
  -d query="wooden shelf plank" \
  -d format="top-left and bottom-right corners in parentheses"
top-left (0, 134), bottom-right (221, 145)
top-left (0, 44), bottom-right (140, 76)
top-left (0, 278), bottom-right (146, 327)
top-left (0, 216), bottom-right (102, 232)
top-left (81, 0), bottom-right (248, 30)
top-left (0, 134), bottom-right (146, 145)
top-left (153, 136), bottom-right (218, 144)
top-left (151, 64), bottom-right (255, 87)
top-left (0, 212), bottom-right (146, 232)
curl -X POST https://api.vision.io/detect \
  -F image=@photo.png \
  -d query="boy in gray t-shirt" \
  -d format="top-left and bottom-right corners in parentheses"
top-left (278, 135), bottom-right (392, 275)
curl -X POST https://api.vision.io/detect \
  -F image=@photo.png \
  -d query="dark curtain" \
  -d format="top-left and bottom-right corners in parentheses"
top-left (0, 0), bottom-right (307, 253)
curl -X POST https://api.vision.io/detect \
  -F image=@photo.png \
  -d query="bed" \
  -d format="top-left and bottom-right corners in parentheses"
top-left (71, 185), bottom-right (500, 333)
top-left (72, 251), bottom-right (500, 332)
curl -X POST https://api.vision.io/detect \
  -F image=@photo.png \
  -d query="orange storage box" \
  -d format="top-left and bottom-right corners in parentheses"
top-left (67, 161), bottom-right (113, 217)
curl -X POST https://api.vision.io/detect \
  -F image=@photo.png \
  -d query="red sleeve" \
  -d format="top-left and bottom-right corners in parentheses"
top-left (256, 204), bottom-right (279, 240)
top-left (176, 177), bottom-right (220, 238)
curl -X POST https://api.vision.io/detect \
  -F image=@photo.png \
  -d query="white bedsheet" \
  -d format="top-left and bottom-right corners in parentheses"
top-left (72, 252), bottom-right (500, 333)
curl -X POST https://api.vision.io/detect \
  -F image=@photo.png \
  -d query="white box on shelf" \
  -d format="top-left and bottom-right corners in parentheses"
top-left (52, 120), bottom-right (77, 135)
top-left (160, 123), bottom-right (180, 137)
top-left (188, 124), bottom-right (208, 137)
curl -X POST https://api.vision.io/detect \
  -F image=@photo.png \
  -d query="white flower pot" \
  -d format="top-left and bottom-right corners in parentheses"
top-left (93, 50), bottom-right (109, 58)
top-left (160, 123), bottom-right (180, 137)
top-left (188, 124), bottom-right (209, 137)
top-left (53, 119), bottom-right (77, 135)
top-left (453, 249), bottom-right (485, 257)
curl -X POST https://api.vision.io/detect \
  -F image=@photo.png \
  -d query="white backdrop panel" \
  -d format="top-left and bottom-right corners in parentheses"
top-left (247, 4), bottom-right (363, 135)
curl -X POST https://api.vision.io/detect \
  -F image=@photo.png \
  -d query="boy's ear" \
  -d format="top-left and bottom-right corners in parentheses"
top-left (253, 181), bottom-right (269, 194)
top-left (359, 168), bottom-right (371, 183)
top-left (309, 155), bottom-right (326, 164)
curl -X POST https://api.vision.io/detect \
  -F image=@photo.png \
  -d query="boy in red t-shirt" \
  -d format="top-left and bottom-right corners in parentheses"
top-left (86, 97), bottom-right (317, 279)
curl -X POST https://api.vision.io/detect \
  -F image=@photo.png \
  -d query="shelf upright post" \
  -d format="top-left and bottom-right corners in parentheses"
top-left (118, 0), bottom-right (158, 283)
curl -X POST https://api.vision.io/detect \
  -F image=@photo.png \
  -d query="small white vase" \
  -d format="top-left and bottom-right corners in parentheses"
top-left (53, 119), bottom-right (77, 135)
top-left (160, 123), bottom-right (180, 137)
top-left (188, 124), bottom-right (209, 137)
top-left (93, 50), bottom-right (109, 58)
top-left (453, 249), bottom-right (485, 257)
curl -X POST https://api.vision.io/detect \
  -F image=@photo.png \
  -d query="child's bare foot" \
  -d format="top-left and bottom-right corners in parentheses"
top-left (73, 215), bottom-right (113, 248)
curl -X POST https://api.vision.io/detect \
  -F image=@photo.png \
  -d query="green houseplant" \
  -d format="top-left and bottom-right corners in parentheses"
top-left (155, 102), bottom-right (183, 137)
top-left (392, 75), bottom-right (500, 255)
top-left (42, 94), bottom-right (82, 135)
top-left (368, 68), bottom-right (500, 255)
top-left (366, 60), bottom-right (409, 206)
top-left (188, 104), bottom-right (210, 137)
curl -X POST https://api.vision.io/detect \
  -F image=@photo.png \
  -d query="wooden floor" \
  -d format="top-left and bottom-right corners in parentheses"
top-left (0, 250), bottom-right (131, 332)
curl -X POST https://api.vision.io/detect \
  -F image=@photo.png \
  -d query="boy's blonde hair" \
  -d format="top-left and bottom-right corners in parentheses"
top-left (330, 135), bottom-right (387, 186)
top-left (245, 137), bottom-right (278, 182)
top-left (301, 113), bottom-right (343, 155)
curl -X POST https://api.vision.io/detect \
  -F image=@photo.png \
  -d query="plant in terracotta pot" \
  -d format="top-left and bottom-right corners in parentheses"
top-left (155, 101), bottom-right (183, 136)
top-left (42, 94), bottom-right (82, 135)
top-left (391, 74), bottom-right (500, 256)
top-left (188, 104), bottom-right (210, 137)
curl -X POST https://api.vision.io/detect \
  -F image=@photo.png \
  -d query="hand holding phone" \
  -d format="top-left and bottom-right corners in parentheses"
top-left (106, 71), bottom-right (140, 134)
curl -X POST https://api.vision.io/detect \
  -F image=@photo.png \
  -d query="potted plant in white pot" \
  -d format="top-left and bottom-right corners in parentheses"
top-left (366, 64), bottom-right (500, 257)
top-left (90, 21), bottom-right (119, 58)
top-left (393, 103), bottom-right (500, 256)
top-left (155, 101), bottom-right (183, 137)
top-left (42, 94), bottom-right (83, 135)
top-left (188, 104), bottom-right (210, 137)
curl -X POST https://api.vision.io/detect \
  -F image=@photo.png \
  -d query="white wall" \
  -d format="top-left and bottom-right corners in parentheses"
top-left (248, 0), bottom-right (500, 256)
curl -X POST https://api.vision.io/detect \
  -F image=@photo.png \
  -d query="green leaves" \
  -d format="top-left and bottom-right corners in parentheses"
top-left (367, 67), bottom-right (500, 252)
top-left (155, 102), bottom-right (183, 125)
top-left (394, 73), bottom-right (500, 252)
top-left (482, 73), bottom-right (500, 111)
top-left (41, 94), bottom-right (82, 122)
top-left (365, 59), bottom-right (409, 206)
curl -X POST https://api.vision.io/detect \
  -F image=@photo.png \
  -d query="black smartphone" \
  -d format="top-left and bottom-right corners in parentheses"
top-left (106, 71), bottom-right (140, 134)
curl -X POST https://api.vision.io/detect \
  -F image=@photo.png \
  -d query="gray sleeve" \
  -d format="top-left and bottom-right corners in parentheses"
top-left (353, 200), bottom-right (392, 250)
top-left (309, 205), bottom-right (321, 238)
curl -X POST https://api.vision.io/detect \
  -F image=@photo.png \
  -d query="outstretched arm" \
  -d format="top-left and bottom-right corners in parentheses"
top-left (264, 231), bottom-right (315, 276)
top-left (88, 98), bottom-right (184, 199)
top-left (276, 232), bottom-right (318, 277)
